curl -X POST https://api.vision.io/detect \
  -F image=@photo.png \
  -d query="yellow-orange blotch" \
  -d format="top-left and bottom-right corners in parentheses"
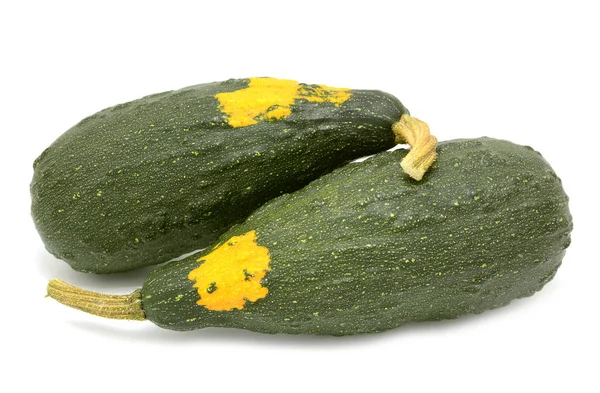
top-left (188, 230), bottom-right (271, 311)
top-left (215, 77), bottom-right (352, 128)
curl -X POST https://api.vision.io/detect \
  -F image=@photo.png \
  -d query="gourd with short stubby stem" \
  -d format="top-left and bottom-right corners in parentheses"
top-left (32, 77), bottom-right (435, 273)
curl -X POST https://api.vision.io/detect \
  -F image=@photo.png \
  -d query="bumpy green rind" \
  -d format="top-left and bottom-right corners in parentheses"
top-left (142, 138), bottom-right (572, 335)
top-left (31, 78), bottom-right (406, 273)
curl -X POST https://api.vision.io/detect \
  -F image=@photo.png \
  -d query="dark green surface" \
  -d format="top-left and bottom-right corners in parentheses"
top-left (31, 78), bottom-right (407, 273)
top-left (142, 138), bottom-right (572, 335)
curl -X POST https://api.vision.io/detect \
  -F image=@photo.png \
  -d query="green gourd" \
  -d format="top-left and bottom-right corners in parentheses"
top-left (48, 137), bottom-right (572, 335)
top-left (31, 77), bottom-right (435, 273)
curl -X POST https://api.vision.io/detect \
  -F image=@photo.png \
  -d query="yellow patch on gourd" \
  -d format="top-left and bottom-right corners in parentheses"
top-left (215, 77), bottom-right (352, 128)
top-left (188, 230), bottom-right (271, 311)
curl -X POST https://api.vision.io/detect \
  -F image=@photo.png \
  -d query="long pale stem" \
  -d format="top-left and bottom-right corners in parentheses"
top-left (47, 279), bottom-right (145, 321)
top-left (392, 115), bottom-right (438, 181)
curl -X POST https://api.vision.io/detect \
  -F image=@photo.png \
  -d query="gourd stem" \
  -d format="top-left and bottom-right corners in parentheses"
top-left (47, 279), bottom-right (146, 321)
top-left (392, 115), bottom-right (438, 181)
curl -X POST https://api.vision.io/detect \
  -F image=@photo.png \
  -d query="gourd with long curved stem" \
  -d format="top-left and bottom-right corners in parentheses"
top-left (47, 129), bottom-right (571, 336)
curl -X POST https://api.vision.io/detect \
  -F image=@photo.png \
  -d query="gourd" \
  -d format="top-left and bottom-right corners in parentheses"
top-left (47, 137), bottom-right (572, 335)
top-left (31, 77), bottom-right (435, 273)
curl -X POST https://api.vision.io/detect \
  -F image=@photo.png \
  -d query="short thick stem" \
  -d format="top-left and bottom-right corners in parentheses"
top-left (47, 279), bottom-right (145, 321)
top-left (392, 115), bottom-right (437, 181)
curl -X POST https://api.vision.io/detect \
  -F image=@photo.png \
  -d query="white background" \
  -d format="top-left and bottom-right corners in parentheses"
top-left (2, 1), bottom-right (599, 392)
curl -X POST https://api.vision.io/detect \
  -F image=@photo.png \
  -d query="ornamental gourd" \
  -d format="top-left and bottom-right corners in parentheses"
top-left (31, 77), bottom-right (435, 273)
top-left (47, 137), bottom-right (572, 335)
